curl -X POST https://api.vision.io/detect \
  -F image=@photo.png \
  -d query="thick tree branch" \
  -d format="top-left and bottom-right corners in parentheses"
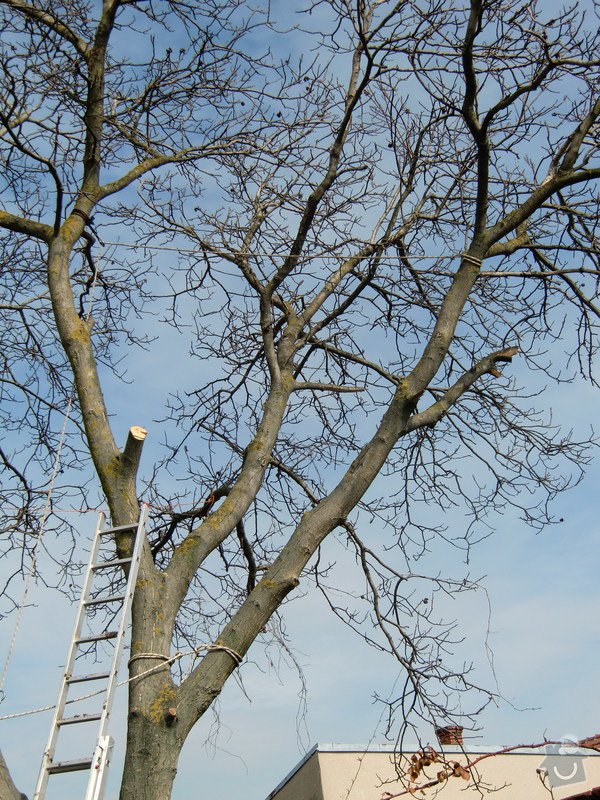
top-left (121, 426), bottom-right (148, 478)
top-left (553, 97), bottom-right (600, 175)
top-left (97, 144), bottom-right (249, 201)
top-left (406, 347), bottom-right (519, 433)
top-left (294, 381), bottom-right (364, 393)
top-left (164, 375), bottom-right (295, 608)
top-left (175, 383), bottom-right (416, 731)
top-left (266, 45), bottom-right (373, 297)
top-left (235, 519), bottom-right (257, 594)
top-left (0, 0), bottom-right (89, 57)
top-left (0, 749), bottom-right (25, 800)
top-left (487, 166), bottom-right (600, 249)
top-left (461, 0), bottom-right (489, 236)
top-left (0, 210), bottom-right (53, 242)
top-left (46, 234), bottom-right (144, 525)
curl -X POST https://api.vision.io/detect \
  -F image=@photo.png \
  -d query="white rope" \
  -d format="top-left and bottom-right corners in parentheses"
top-left (201, 643), bottom-right (243, 665)
top-left (460, 253), bottom-right (483, 268)
top-left (127, 652), bottom-right (172, 668)
top-left (0, 644), bottom-right (243, 721)
top-left (0, 701), bottom-right (58, 721)
top-left (0, 247), bottom-right (101, 700)
top-left (100, 239), bottom-right (455, 260)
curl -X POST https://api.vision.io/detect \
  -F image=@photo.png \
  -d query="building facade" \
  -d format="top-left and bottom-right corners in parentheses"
top-left (266, 742), bottom-right (600, 800)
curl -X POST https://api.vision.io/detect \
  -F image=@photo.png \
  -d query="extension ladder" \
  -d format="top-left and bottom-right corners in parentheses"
top-left (33, 505), bottom-right (149, 800)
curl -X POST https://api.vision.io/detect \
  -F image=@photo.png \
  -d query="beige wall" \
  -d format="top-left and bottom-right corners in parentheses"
top-left (269, 748), bottom-right (600, 800)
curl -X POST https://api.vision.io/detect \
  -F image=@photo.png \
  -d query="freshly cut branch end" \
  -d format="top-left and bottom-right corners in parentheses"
top-left (494, 346), bottom-right (519, 363)
top-left (129, 426), bottom-right (148, 441)
top-left (121, 426), bottom-right (149, 477)
top-left (488, 346), bottom-right (520, 377)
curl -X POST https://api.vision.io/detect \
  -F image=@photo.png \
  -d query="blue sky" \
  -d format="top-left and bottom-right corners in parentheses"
top-left (1, 374), bottom-right (599, 800)
top-left (1, 1), bottom-right (599, 798)
top-left (1, 191), bottom-right (599, 800)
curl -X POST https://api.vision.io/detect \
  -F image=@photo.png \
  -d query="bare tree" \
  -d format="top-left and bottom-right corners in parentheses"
top-left (0, 0), bottom-right (599, 798)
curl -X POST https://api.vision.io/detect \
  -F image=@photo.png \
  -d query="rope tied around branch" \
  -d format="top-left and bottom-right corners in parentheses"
top-left (196, 643), bottom-right (243, 665)
top-left (128, 643), bottom-right (243, 672)
top-left (460, 253), bottom-right (483, 268)
top-left (127, 652), bottom-right (173, 668)
top-left (0, 643), bottom-right (243, 722)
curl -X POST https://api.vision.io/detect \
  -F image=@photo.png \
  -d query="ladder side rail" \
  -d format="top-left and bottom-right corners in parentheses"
top-left (33, 511), bottom-right (107, 800)
top-left (96, 504), bottom-right (148, 742)
top-left (83, 506), bottom-right (148, 800)
top-left (84, 735), bottom-right (114, 800)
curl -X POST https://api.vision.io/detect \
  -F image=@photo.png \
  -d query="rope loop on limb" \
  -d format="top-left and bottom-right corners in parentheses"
top-left (0, 643), bottom-right (245, 721)
top-left (460, 253), bottom-right (483, 268)
top-left (127, 652), bottom-right (172, 667)
top-left (127, 651), bottom-right (185, 683)
top-left (198, 644), bottom-right (243, 665)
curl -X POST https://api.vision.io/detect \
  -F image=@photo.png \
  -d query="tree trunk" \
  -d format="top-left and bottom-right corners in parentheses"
top-left (0, 749), bottom-right (27, 800)
top-left (119, 716), bottom-right (182, 800)
top-left (119, 554), bottom-right (181, 800)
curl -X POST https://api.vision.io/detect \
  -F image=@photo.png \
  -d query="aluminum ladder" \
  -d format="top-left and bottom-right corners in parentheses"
top-left (33, 505), bottom-right (149, 800)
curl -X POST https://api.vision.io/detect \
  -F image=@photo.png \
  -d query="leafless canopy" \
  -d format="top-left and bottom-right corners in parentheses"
top-left (0, 0), bottom-right (599, 798)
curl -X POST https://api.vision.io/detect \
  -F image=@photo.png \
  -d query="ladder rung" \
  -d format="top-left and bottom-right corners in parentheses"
top-left (66, 671), bottom-right (111, 684)
top-left (48, 758), bottom-right (93, 774)
top-left (101, 523), bottom-right (138, 535)
top-left (84, 594), bottom-right (126, 607)
top-left (76, 630), bottom-right (118, 644)
top-left (57, 713), bottom-right (102, 726)
top-left (91, 557), bottom-right (132, 570)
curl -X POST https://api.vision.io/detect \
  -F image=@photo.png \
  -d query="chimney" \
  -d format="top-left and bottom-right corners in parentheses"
top-left (435, 725), bottom-right (464, 746)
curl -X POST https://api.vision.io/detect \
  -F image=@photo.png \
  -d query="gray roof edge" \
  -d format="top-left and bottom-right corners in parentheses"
top-left (314, 742), bottom-right (599, 757)
top-left (264, 743), bottom-right (320, 800)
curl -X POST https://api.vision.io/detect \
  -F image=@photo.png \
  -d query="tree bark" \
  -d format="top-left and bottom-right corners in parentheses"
top-left (0, 748), bottom-right (26, 800)
top-left (119, 717), bottom-right (181, 800)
